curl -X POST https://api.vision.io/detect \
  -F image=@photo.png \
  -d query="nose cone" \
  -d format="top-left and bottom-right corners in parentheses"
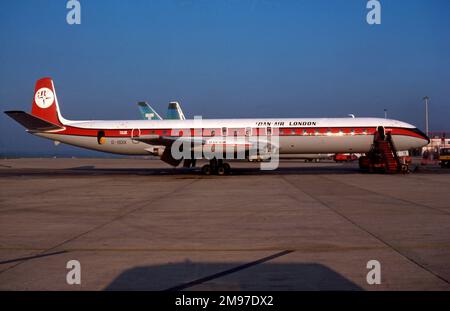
top-left (388, 119), bottom-right (430, 147)
top-left (412, 128), bottom-right (430, 145)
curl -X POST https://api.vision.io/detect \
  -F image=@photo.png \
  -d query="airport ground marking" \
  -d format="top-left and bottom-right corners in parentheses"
top-left (0, 250), bottom-right (67, 265)
top-left (5, 242), bottom-right (450, 254)
top-left (165, 250), bottom-right (294, 291)
top-left (322, 175), bottom-right (450, 216)
top-left (280, 175), bottom-right (450, 285)
top-left (0, 177), bottom-right (202, 276)
top-left (44, 178), bottom-right (202, 252)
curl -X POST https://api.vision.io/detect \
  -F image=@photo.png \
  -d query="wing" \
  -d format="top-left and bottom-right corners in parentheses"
top-left (135, 134), bottom-right (278, 166)
top-left (135, 135), bottom-right (277, 152)
top-left (134, 134), bottom-right (205, 146)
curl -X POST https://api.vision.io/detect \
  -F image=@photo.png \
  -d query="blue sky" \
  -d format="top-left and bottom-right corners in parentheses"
top-left (1, 0), bottom-right (449, 155)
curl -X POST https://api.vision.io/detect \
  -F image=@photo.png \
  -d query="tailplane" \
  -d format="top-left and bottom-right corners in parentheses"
top-left (4, 77), bottom-right (66, 131)
top-left (4, 111), bottom-right (64, 132)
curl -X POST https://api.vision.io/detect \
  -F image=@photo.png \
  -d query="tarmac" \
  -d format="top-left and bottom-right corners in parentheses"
top-left (0, 157), bottom-right (449, 290)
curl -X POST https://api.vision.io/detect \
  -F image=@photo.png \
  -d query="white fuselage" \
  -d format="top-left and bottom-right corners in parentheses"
top-left (33, 117), bottom-right (429, 156)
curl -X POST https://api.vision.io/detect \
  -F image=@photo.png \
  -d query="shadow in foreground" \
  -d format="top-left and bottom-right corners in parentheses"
top-left (104, 261), bottom-right (363, 291)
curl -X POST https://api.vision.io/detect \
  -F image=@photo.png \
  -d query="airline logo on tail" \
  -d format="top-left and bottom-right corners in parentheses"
top-left (35, 88), bottom-right (54, 109)
top-left (31, 77), bottom-right (63, 126)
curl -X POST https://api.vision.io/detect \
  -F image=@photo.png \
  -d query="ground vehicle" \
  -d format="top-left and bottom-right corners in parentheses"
top-left (439, 147), bottom-right (450, 168)
top-left (334, 153), bottom-right (358, 162)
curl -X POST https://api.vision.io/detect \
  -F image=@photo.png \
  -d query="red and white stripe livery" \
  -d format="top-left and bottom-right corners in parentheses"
top-left (5, 78), bottom-right (429, 166)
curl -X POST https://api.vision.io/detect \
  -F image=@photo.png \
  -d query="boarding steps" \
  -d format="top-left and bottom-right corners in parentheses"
top-left (360, 131), bottom-right (405, 173)
top-left (374, 138), bottom-right (400, 173)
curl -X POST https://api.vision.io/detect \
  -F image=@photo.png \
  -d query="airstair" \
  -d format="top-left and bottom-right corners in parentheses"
top-left (359, 127), bottom-right (407, 173)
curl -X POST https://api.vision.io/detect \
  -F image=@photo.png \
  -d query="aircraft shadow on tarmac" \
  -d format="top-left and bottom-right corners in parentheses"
top-left (0, 164), bottom-right (361, 177)
top-left (3, 161), bottom-right (443, 176)
top-left (104, 261), bottom-right (363, 291)
top-left (68, 165), bottom-right (361, 176)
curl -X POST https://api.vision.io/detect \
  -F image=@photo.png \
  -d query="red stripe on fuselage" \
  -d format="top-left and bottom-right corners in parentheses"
top-left (57, 125), bottom-right (426, 140)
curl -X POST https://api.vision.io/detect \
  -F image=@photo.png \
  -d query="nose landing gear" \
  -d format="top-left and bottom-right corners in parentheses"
top-left (201, 159), bottom-right (231, 175)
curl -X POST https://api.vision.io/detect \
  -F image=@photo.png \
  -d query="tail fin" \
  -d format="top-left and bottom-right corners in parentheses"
top-left (31, 77), bottom-right (64, 126)
top-left (166, 101), bottom-right (186, 120)
top-left (137, 101), bottom-right (163, 120)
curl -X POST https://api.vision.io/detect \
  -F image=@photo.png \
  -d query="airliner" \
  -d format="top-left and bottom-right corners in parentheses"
top-left (5, 78), bottom-right (429, 175)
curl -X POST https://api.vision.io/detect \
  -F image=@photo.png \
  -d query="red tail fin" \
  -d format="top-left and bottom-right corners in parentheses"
top-left (31, 77), bottom-right (63, 126)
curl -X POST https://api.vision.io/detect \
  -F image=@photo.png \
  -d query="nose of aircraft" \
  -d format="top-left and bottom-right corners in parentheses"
top-left (412, 128), bottom-right (430, 145)
top-left (389, 119), bottom-right (430, 148)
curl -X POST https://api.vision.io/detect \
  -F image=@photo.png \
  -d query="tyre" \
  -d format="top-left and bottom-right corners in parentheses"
top-left (223, 163), bottom-right (231, 174)
top-left (359, 156), bottom-right (369, 169)
top-left (202, 164), bottom-right (212, 175)
top-left (217, 166), bottom-right (225, 176)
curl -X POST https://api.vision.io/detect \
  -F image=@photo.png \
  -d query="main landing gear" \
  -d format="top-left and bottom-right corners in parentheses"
top-left (201, 159), bottom-right (231, 175)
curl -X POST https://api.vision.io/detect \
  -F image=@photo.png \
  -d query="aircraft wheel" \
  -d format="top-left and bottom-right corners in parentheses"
top-left (217, 166), bottom-right (226, 176)
top-left (401, 164), bottom-right (409, 173)
top-left (223, 163), bottom-right (231, 174)
top-left (202, 164), bottom-right (212, 175)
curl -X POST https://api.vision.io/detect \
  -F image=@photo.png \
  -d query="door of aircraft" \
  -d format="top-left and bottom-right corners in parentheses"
top-left (377, 126), bottom-right (385, 141)
top-left (131, 128), bottom-right (141, 144)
